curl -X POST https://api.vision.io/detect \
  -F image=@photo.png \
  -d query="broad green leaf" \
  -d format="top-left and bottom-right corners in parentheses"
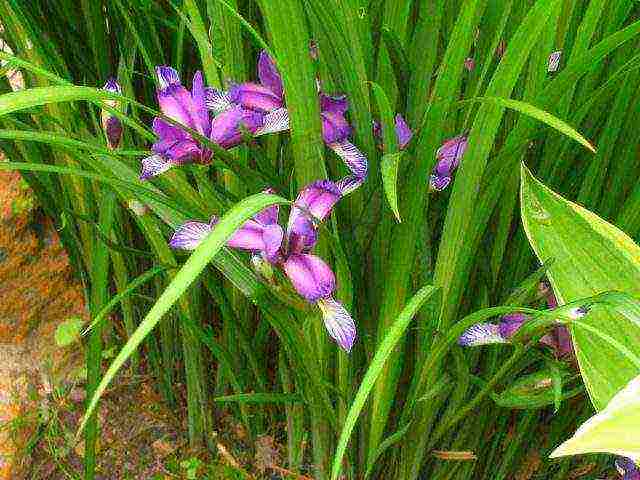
top-left (78, 192), bottom-right (289, 436)
top-left (520, 164), bottom-right (640, 410)
top-left (550, 373), bottom-right (640, 461)
top-left (468, 96), bottom-right (597, 153)
top-left (55, 317), bottom-right (84, 347)
top-left (331, 285), bottom-right (439, 480)
top-left (381, 152), bottom-right (403, 222)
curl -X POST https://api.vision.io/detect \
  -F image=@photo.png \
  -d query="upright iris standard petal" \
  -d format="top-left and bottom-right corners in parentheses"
top-left (140, 154), bottom-right (175, 180)
top-left (458, 323), bottom-right (508, 346)
top-left (101, 78), bottom-right (123, 150)
top-left (395, 114), bottom-right (413, 150)
top-left (287, 180), bottom-right (342, 253)
top-left (317, 297), bottom-right (357, 353)
top-left (320, 93), bottom-right (349, 115)
top-left (169, 221), bottom-right (212, 250)
top-left (225, 218), bottom-right (284, 261)
top-left (210, 105), bottom-right (264, 149)
top-left (257, 50), bottom-right (283, 100)
top-left (254, 108), bottom-right (290, 136)
top-left (283, 253), bottom-right (336, 303)
top-left (156, 67), bottom-right (198, 130)
top-left (430, 134), bottom-right (468, 191)
top-left (190, 71), bottom-right (211, 137)
top-left (229, 82), bottom-right (283, 113)
top-left (322, 111), bottom-right (351, 144)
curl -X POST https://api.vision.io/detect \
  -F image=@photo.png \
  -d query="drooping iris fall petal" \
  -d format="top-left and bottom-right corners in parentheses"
top-left (318, 297), bottom-right (357, 353)
top-left (283, 253), bottom-right (336, 302)
top-left (430, 134), bottom-right (468, 191)
top-left (458, 323), bottom-right (507, 347)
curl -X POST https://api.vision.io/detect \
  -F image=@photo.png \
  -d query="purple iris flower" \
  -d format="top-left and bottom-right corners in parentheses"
top-left (616, 457), bottom-right (640, 480)
top-left (320, 93), bottom-right (369, 195)
top-left (169, 181), bottom-right (356, 352)
top-left (140, 67), bottom-right (212, 180)
top-left (101, 78), bottom-right (123, 150)
top-left (459, 281), bottom-right (587, 358)
top-left (372, 114), bottom-right (413, 151)
top-left (140, 66), bottom-right (289, 180)
top-left (430, 134), bottom-right (468, 191)
top-left (208, 50), bottom-right (368, 197)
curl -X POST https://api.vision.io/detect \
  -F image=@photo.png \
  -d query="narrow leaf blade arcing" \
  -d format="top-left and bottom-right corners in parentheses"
top-left (78, 193), bottom-right (289, 435)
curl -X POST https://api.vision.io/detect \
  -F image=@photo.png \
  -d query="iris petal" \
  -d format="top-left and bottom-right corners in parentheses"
top-left (320, 93), bottom-right (349, 115)
top-left (204, 87), bottom-right (232, 114)
top-left (156, 66), bottom-right (181, 89)
top-left (429, 175), bottom-right (451, 191)
top-left (318, 297), bottom-right (357, 353)
top-left (458, 323), bottom-right (507, 346)
top-left (254, 108), bottom-right (290, 136)
top-left (395, 114), bottom-right (413, 150)
top-left (336, 175), bottom-right (365, 196)
top-left (257, 50), bottom-right (283, 99)
top-left (169, 221), bottom-right (212, 250)
top-left (329, 141), bottom-right (369, 180)
top-left (284, 253), bottom-right (336, 303)
top-left (229, 82), bottom-right (283, 112)
top-left (286, 180), bottom-right (341, 253)
top-left (140, 154), bottom-right (175, 180)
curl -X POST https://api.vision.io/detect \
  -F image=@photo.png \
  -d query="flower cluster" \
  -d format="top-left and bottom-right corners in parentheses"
top-left (170, 180), bottom-right (357, 353)
top-left (458, 280), bottom-right (586, 359)
top-left (138, 62), bottom-right (291, 181)
top-left (140, 50), bottom-right (369, 195)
